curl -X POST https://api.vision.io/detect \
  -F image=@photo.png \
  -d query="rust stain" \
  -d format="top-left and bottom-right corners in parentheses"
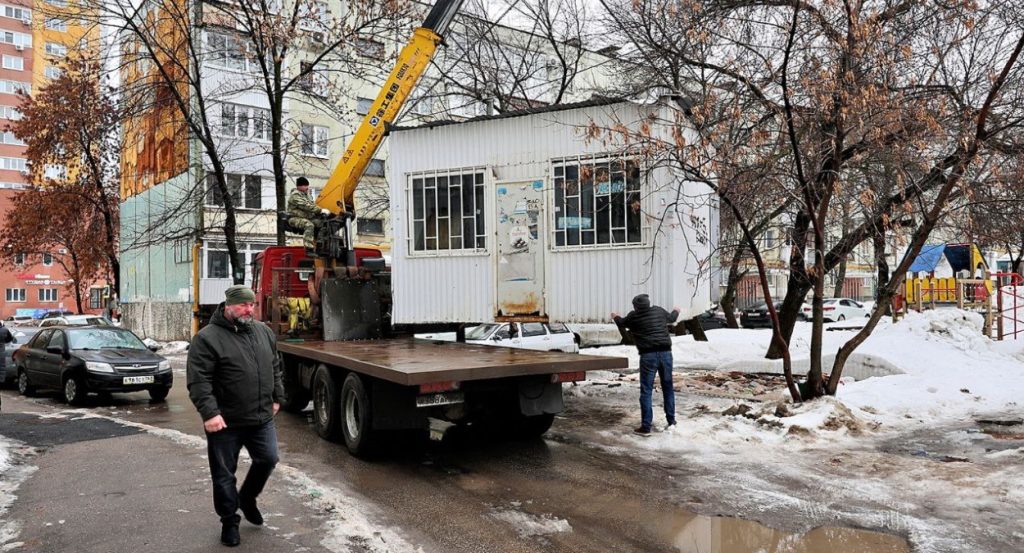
top-left (499, 292), bottom-right (540, 316)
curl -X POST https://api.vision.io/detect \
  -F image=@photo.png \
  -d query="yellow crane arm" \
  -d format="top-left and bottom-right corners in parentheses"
top-left (317, 1), bottom-right (464, 215)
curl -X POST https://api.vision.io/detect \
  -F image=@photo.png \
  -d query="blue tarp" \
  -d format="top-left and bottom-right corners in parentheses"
top-left (909, 244), bottom-right (946, 273)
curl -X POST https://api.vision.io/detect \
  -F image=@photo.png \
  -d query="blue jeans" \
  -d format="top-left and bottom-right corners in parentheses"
top-left (206, 420), bottom-right (279, 523)
top-left (639, 351), bottom-right (675, 431)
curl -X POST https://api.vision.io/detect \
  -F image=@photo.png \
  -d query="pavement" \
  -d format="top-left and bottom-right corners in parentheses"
top-left (0, 392), bottom-right (338, 553)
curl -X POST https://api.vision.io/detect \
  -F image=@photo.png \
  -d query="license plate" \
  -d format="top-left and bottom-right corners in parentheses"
top-left (415, 391), bottom-right (465, 408)
top-left (123, 376), bottom-right (154, 385)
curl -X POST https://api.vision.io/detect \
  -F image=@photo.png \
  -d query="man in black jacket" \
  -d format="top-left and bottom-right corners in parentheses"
top-left (612, 294), bottom-right (680, 435)
top-left (187, 285), bottom-right (284, 547)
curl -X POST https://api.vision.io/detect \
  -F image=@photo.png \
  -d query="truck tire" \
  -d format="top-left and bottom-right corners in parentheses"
top-left (340, 373), bottom-right (376, 456)
top-left (516, 413), bottom-right (555, 438)
top-left (312, 367), bottom-right (343, 442)
top-left (280, 360), bottom-right (311, 413)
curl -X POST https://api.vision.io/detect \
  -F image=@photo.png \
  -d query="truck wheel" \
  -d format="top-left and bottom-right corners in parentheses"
top-left (312, 367), bottom-right (343, 442)
top-left (280, 360), bottom-right (311, 413)
top-left (340, 373), bottom-right (376, 456)
top-left (516, 413), bottom-right (555, 438)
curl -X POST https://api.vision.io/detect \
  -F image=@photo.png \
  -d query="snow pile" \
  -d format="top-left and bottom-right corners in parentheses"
top-left (157, 341), bottom-right (190, 355)
top-left (0, 436), bottom-right (37, 552)
top-left (489, 506), bottom-right (573, 539)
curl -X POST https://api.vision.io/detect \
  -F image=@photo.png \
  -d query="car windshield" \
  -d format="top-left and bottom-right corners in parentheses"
top-left (67, 328), bottom-right (147, 350)
top-left (465, 324), bottom-right (499, 340)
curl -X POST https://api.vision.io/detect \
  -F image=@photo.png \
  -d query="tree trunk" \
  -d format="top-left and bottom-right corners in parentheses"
top-left (874, 231), bottom-right (890, 313)
top-left (720, 245), bottom-right (747, 328)
top-left (832, 258), bottom-right (847, 298)
top-left (766, 212), bottom-right (813, 359)
top-left (683, 318), bottom-right (708, 342)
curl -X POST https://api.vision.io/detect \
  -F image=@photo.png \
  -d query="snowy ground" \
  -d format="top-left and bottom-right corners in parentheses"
top-left (566, 309), bottom-right (1024, 553)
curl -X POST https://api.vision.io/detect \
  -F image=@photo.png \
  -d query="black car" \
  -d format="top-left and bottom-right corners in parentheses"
top-left (696, 307), bottom-right (730, 330)
top-left (740, 303), bottom-right (783, 329)
top-left (13, 325), bottom-right (172, 405)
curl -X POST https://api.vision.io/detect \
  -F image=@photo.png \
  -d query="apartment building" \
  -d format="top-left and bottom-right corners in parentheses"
top-left (0, 0), bottom-right (105, 319)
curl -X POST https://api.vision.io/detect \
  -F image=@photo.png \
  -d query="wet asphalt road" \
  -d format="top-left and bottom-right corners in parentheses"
top-left (2, 359), bottom-right (911, 553)
top-left (4, 362), bottom-right (706, 552)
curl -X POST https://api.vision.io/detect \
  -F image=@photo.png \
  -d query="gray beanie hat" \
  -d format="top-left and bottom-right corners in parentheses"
top-left (224, 285), bottom-right (256, 305)
top-left (632, 294), bottom-right (651, 310)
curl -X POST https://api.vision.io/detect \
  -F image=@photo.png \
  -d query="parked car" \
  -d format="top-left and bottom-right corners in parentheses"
top-left (4, 315), bottom-right (33, 324)
top-left (39, 315), bottom-right (114, 328)
top-left (41, 309), bottom-right (75, 319)
top-left (1, 323), bottom-right (43, 385)
top-left (740, 303), bottom-right (784, 329)
top-left (696, 307), bottom-right (730, 330)
top-left (13, 325), bottom-right (172, 405)
top-left (452, 322), bottom-right (580, 353)
top-left (801, 298), bottom-right (869, 323)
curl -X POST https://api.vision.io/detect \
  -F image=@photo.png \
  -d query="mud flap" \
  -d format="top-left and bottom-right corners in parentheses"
top-left (518, 379), bottom-right (564, 416)
top-left (371, 379), bottom-right (427, 430)
top-left (320, 278), bottom-right (382, 341)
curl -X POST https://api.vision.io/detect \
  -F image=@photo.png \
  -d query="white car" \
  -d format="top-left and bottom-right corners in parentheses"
top-left (39, 315), bottom-right (116, 328)
top-left (465, 322), bottom-right (579, 353)
top-left (801, 298), bottom-right (869, 323)
top-left (419, 323), bottom-right (580, 353)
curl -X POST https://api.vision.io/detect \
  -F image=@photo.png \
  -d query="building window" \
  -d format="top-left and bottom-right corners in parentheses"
top-left (13, 252), bottom-right (24, 265)
top-left (300, 123), bottom-right (328, 157)
top-left (297, 62), bottom-right (327, 94)
top-left (2, 55), bottom-right (22, 70)
top-left (355, 97), bottom-right (373, 116)
top-left (206, 249), bottom-right (230, 279)
top-left (206, 31), bottom-right (262, 74)
top-left (89, 287), bottom-right (104, 309)
top-left (0, 131), bottom-right (24, 145)
top-left (0, 106), bottom-right (21, 120)
top-left (3, 6), bottom-right (30, 21)
top-left (297, 0), bottom-right (329, 30)
top-left (44, 66), bottom-right (63, 80)
top-left (0, 156), bottom-right (26, 171)
top-left (0, 79), bottom-right (30, 95)
top-left (357, 218), bottom-right (384, 235)
top-left (204, 241), bottom-right (274, 284)
top-left (551, 157), bottom-right (645, 249)
top-left (366, 158), bottom-right (385, 177)
top-left (0, 31), bottom-right (31, 48)
top-left (45, 42), bottom-right (67, 57)
top-left (47, 0), bottom-right (67, 7)
top-left (5, 288), bottom-right (25, 302)
top-left (38, 288), bottom-right (58, 302)
top-left (353, 37), bottom-right (385, 59)
top-left (205, 174), bottom-right (262, 209)
top-left (44, 18), bottom-right (67, 32)
top-left (408, 169), bottom-right (487, 252)
top-left (43, 252), bottom-right (53, 265)
top-left (218, 103), bottom-right (270, 141)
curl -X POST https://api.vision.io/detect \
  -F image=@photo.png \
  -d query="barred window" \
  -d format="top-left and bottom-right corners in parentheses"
top-left (552, 157), bottom-right (644, 249)
top-left (408, 170), bottom-right (486, 253)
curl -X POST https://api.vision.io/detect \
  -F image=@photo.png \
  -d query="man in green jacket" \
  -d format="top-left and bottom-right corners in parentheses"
top-left (187, 285), bottom-right (284, 547)
top-left (287, 176), bottom-right (329, 252)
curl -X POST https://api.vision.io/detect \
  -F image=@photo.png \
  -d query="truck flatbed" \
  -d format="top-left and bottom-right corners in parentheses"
top-left (277, 338), bottom-right (627, 386)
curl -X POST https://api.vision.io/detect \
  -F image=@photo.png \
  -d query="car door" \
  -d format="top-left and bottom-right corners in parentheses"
top-left (838, 300), bottom-right (855, 320)
top-left (37, 329), bottom-right (68, 388)
top-left (546, 323), bottom-right (577, 352)
top-left (518, 323), bottom-right (549, 350)
top-left (23, 329), bottom-right (53, 383)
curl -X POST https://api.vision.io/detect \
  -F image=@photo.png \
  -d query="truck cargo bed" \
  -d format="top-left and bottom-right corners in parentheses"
top-left (277, 338), bottom-right (627, 386)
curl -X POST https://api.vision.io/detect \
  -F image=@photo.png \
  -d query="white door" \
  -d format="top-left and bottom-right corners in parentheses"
top-left (495, 180), bottom-right (545, 318)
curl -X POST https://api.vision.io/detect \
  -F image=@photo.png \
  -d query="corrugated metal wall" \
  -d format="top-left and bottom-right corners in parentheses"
top-left (388, 101), bottom-right (712, 324)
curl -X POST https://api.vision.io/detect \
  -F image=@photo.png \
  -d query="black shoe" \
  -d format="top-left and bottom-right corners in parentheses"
top-left (633, 426), bottom-right (651, 436)
top-left (239, 497), bottom-right (264, 526)
top-left (220, 522), bottom-right (240, 547)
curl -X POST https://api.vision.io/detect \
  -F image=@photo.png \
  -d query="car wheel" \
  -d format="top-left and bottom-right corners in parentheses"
top-left (17, 368), bottom-right (35, 397)
top-left (312, 366), bottom-right (343, 442)
top-left (838, 314), bottom-right (846, 321)
top-left (148, 386), bottom-right (169, 402)
top-left (340, 372), bottom-right (376, 457)
top-left (63, 375), bottom-right (87, 406)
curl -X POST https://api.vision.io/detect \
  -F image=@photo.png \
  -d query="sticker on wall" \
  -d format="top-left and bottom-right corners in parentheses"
top-left (514, 200), bottom-right (528, 214)
top-left (509, 226), bottom-right (530, 251)
top-left (497, 187), bottom-right (507, 196)
top-left (499, 256), bottom-right (509, 264)
top-left (532, 180), bottom-right (544, 190)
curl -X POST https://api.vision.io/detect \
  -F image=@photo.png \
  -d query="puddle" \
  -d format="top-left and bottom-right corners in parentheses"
top-left (664, 515), bottom-right (908, 552)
